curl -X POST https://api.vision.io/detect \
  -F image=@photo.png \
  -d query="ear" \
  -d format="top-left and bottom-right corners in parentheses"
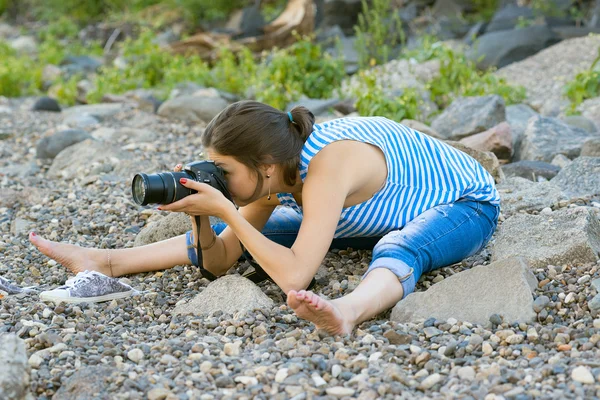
top-left (260, 163), bottom-right (276, 177)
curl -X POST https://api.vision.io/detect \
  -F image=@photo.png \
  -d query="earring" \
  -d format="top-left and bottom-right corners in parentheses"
top-left (267, 175), bottom-right (271, 200)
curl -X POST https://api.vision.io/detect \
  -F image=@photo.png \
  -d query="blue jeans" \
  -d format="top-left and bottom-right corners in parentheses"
top-left (187, 200), bottom-right (499, 299)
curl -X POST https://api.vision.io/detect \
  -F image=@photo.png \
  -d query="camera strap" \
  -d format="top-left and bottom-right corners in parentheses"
top-left (194, 216), bottom-right (218, 281)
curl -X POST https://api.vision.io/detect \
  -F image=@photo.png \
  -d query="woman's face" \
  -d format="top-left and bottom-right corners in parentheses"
top-left (206, 149), bottom-right (262, 206)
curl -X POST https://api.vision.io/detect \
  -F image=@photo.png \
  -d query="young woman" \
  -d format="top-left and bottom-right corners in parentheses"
top-left (30, 100), bottom-right (500, 335)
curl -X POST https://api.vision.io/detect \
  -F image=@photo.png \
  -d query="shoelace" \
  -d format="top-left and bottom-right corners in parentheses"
top-left (58, 270), bottom-right (108, 289)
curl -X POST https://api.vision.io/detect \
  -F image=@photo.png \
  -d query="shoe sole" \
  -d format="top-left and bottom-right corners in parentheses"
top-left (39, 290), bottom-right (135, 304)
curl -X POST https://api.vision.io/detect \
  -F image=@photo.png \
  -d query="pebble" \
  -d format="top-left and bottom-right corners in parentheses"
top-left (419, 373), bottom-right (441, 390)
top-left (571, 366), bottom-right (595, 384)
top-left (127, 348), bottom-right (144, 363)
top-left (326, 387), bottom-right (355, 397)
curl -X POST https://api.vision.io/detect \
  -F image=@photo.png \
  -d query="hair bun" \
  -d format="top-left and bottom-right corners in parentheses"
top-left (288, 106), bottom-right (315, 142)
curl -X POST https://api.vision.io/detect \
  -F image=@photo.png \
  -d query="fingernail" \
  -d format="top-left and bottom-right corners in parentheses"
top-left (176, 164), bottom-right (182, 168)
top-left (157, 207), bottom-right (162, 210)
top-left (31, 232), bottom-right (36, 237)
top-left (180, 178), bottom-right (187, 184)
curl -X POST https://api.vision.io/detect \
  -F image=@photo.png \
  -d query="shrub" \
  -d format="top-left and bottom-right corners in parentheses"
top-left (352, 70), bottom-right (422, 121)
top-left (564, 47), bottom-right (600, 115)
top-left (0, 41), bottom-right (43, 97)
top-left (354, 0), bottom-right (405, 69)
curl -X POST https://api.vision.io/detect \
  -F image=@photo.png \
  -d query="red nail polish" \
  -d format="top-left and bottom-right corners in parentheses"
top-left (157, 207), bottom-right (162, 210)
top-left (180, 178), bottom-right (187, 184)
top-left (31, 232), bottom-right (36, 236)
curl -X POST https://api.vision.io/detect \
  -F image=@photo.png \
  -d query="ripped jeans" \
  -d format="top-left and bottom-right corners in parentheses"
top-left (186, 199), bottom-right (499, 299)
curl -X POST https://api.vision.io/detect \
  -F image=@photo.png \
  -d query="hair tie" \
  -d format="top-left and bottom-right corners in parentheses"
top-left (287, 111), bottom-right (294, 123)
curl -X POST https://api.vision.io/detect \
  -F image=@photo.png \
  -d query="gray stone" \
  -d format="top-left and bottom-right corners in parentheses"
top-left (9, 36), bottom-right (37, 55)
top-left (501, 160), bottom-right (561, 181)
top-left (506, 103), bottom-right (538, 158)
top-left (63, 103), bottom-right (128, 121)
top-left (63, 113), bottom-right (99, 129)
top-left (470, 25), bottom-right (559, 70)
top-left (286, 98), bottom-right (340, 116)
top-left (517, 116), bottom-right (595, 162)
top-left (552, 157), bottom-right (600, 198)
top-left (560, 115), bottom-right (598, 134)
top-left (36, 129), bottom-right (92, 159)
top-left (497, 177), bottom-right (566, 215)
top-left (0, 335), bottom-right (30, 400)
top-left (581, 138), bottom-right (600, 157)
top-left (486, 4), bottom-right (534, 33)
top-left (551, 154), bottom-right (572, 169)
top-left (52, 366), bottom-right (113, 400)
top-left (431, 95), bottom-right (506, 141)
top-left (61, 55), bottom-right (103, 73)
top-left (401, 119), bottom-right (443, 139)
top-left (491, 207), bottom-right (600, 268)
top-left (496, 35), bottom-right (600, 116)
top-left (579, 97), bottom-right (600, 130)
top-left (445, 141), bottom-right (505, 183)
top-left (10, 218), bottom-right (33, 236)
top-left (391, 257), bottom-right (537, 326)
top-left (157, 95), bottom-right (229, 124)
top-left (134, 212), bottom-right (192, 246)
top-left (173, 275), bottom-right (275, 316)
top-left (32, 96), bottom-right (61, 112)
top-left (533, 295), bottom-right (550, 313)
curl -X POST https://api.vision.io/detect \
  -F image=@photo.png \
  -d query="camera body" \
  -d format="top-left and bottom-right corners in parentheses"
top-left (131, 160), bottom-right (233, 206)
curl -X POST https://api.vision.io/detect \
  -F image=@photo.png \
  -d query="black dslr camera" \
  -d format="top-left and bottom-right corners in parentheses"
top-left (131, 161), bottom-right (233, 206)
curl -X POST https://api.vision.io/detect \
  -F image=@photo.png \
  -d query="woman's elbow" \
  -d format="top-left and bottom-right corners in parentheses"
top-left (280, 275), bottom-right (313, 294)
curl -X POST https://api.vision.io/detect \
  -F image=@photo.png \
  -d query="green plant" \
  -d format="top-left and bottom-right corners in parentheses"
top-left (48, 74), bottom-right (81, 106)
top-left (354, 0), bottom-right (405, 69)
top-left (426, 45), bottom-right (526, 109)
top-left (352, 71), bottom-right (422, 121)
top-left (0, 41), bottom-right (43, 96)
top-left (564, 47), bottom-right (600, 115)
top-left (252, 36), bottom-right (345, 109)
top-left (468, 0), bottom-right (499, 22)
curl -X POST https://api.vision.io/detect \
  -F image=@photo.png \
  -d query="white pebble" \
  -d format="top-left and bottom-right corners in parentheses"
top-left (127, 348), bottom-right (144, 363)
top-left (419, 373), bottom-right (441, 390)
top-left (326, 387), bottom-right (355, 397)
top-left (457, 366), bottom-right (475, 381)
top-left (311, 373), bottom-right (327, 387)
top-left (565, 292), bottom-right (575, 304)
top-left (275, 368), bottom-right (289, 383)
top-left (572, 366), bottom-right (595, 384)
top-left (200, 361), bottom-right (212, 373)
top-left (42, 308), bottom-right (53, 318)
top-left (331, 364), bottom-right (342, 378)
top-left (482, 342), bottom-right (494, 356)
top-left (28, 353), bottom-right (44, 368)
top-left (540, 207), bottom-right (552, 215)
top-left (67, 193), bottom-right (76, 200)
top-left (234, 376), bottom-right (258, 386)
top-left (593, 319), bottom-right (600, 329)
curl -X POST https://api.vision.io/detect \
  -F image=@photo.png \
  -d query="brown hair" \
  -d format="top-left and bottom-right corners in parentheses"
top-left (201, 100), bottom-right (315, 201)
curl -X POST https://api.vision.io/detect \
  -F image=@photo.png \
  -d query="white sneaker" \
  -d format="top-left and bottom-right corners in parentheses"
top-left (40, 270), bottom-right (136, 304)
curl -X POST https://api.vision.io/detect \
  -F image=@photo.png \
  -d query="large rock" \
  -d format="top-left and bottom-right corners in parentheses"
top-left (134, 212), bottom-right (192, 246)
top-left (391, 257), bottom-right (537, 326)
top-left (471, 25), bottom-right (559, 70)
top-left (491, 207), bottom-right (600, 268)
top-left (35, 129), bottom-right (92, 159)
top-left (579, 97), bottom-right (600, 129)
top-left (485, 4), bottom-right (534, 33)
top-left (445, 141), bottom-right (505, 183)
top-left (501, 160), bottom-right (561, 181)
top-left (560, 115), bottom-right (598, 134)
top-left (459, 122), bottom-right (512, 160)
top-left (517, 116), bottom-right (595, 162)
top-left (551, 157), bottom-right (600, 198)
top-left (497, 177), bottom-right (566, 215)
top-left (52, 366), bottom-right (113, 400)
top-left (496, 35), bottom-right (600, 115)
top-left (63, 103), bottom-right (129, 121)
top-left (157, 95), bottom-right (229, 124)
top-left (431, 95), bottom-right (506, 141)
top-left (173, 275), bottom-right (275, 316)
top-left (506, 103), bottom-right (538, 151)
top-left (0, 334), bottom-right (31, 400)
top-left (47, 139), bottom-right (122, 180)
top-left (581, 138), bottom-right (600, 157)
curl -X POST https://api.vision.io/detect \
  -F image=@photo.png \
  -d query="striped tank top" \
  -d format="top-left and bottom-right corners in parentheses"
top-left (277, 117), bottom-right (500, 238)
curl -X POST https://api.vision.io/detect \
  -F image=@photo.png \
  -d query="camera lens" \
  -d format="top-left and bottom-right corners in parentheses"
top-left (131, 172), bottom-right (192, 205)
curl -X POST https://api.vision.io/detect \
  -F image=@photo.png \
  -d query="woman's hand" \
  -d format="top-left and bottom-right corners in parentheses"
top-left (159, 164), bottom-right (234, 219)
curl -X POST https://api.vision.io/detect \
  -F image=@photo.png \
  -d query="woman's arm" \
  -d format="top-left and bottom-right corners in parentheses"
top-left (221, 147), bottom-right (351, 293)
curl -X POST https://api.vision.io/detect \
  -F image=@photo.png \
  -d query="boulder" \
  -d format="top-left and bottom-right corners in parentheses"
top-left (431, 95), bottom-right (506, 141)
top-left (286, 98), bottom-right (340, 116)
top-left (0, 335), bottom-right (31, 400)
top-left (551, 157), bottom-right (600, 198)
top-left (578, 97), bottom-right (600, 133)
top-left (581, 138), bottom-right (600, 157)
top-left (63, 103), bottom-right (129, 121)
top-left (497, 177), bottom-right (566, 215)
top-left (471, 25), bottom-right (559, 70)
top-left (35, 129), bottom-right (92, 159)
top-left (505, 103), bottom-right (538, 151)
top-left (157, 95), bottom-right (229, 124)
top-left (134, 213), bottom-right (192, 247)
top-left (560, 115), bottom-right (598, 134)
top-left (491, 207), bottom-right (600, 268)
top-left (63, 113), bottom-right (99, 129)
top-left (31, 96), bottom-right (61, 112)
top-left (496, 35), bottom-right (600, 115)
top-left (173, 275), bottom-right (275, 316)
top-left (391, 257), bottom-right (537, 326)
top-left (401, 119), bottom-right (443, 139)
top-left (52, 366), bottom-right (113, 400)
top-left (517, 116), bottom-right (594, 162)
top-left (459, 122), bottom-right (512, 160)
top-left (485, 4), bottom-right (534, 33)
top-left (501, 160), bottom-right (561, 181)
top-left (445, 141), bottom-right (504, 183)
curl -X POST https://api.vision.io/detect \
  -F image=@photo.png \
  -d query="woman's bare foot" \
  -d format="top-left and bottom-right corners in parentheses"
top-left (29, 232), bottom-right (112, 276)
top-left (287, 290), bottom-right (355, 335)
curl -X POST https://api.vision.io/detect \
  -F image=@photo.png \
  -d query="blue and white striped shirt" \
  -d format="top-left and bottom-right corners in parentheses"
top-left (277, 117), bottom-right (500, 238)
